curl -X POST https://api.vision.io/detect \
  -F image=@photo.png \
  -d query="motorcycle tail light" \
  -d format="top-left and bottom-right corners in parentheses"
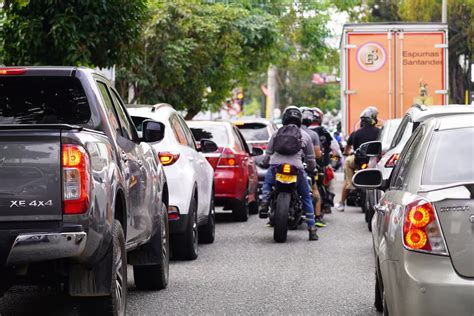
top-left (402, 199), bottom-right (448, 255)
top-left (361, 163), bottom-right (368, 169)
top-left (217, 147), bottom-right (239, 167)
top-left (282, 164), bottom-right (292, 174)
top-left (62, 144), bottom-right (90, 214)
top-left (384, 153), bottom-right (399, 168)
top-left (159, 152), bottom-right (180, 166)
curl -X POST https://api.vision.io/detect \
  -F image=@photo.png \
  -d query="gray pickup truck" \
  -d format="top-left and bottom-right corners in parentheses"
top-left (0, 67), bottom-right (169, 315)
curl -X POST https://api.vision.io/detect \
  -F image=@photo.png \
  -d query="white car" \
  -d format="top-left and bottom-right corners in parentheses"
top-left (128, 104), bottom-right (217, 260)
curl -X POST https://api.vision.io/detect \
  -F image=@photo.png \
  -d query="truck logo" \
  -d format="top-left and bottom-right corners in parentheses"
top-left (357, 42), bottom-right (386, 72)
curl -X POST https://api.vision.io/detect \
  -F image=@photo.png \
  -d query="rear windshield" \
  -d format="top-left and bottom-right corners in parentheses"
top-left (189, 125), bottom-right (229, 146)
top-left (0, 76), bottom-right (90, 125)
top-left (237, 123), bottom-right (269, 141)
top-left (422, 128), bottom-right (474, 185)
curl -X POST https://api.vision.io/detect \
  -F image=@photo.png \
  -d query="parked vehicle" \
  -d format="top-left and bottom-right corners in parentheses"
top-left (128, 104), bottom-right (217, 260)
top-left (353, 114), bottom-right (474, 316)
top-left (187, 121), bottom-right (262, 220)
top-left (365, 104), bottom-right (474, 231)
top-left (365, 118), bottom-right (401, 226)
top-left (234, 119), bottom-right (278, 191)
top-left (0, 67), bottom-right (170, 315)
top-left (340, 23), bottom-right (449, 135)
top-left (266, 164), bottom-right (305, 243)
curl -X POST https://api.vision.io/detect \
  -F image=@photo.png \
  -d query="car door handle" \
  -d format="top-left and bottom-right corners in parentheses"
top-left (375, 205), bottom-right (388, 214)
top-left (121, 152), bottom-right (128, 162)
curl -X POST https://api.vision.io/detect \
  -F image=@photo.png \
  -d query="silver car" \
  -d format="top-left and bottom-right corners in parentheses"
top-left (353, 114), bottom-right (474, 315)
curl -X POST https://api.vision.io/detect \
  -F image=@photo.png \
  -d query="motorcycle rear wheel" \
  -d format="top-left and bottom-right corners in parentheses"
top-left (274, 192), bottom-right (291, 243)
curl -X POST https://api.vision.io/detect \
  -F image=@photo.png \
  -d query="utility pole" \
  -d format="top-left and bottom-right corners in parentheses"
top-left (442, 0), bottom-right (447, 23)
top-left (267, 65), bottom-right (278, 119)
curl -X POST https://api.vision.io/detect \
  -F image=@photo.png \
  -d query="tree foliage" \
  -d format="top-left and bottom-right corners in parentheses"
top-left (117, 1), bottom-right (278, 118)
top-left (0, 0), bottom-right (147, 67)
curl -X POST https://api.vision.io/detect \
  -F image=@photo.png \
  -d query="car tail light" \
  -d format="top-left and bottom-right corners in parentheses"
top-left (0, 68), bottom-right (26, 75)
top-left (402, 199), bottom-right (447, 255)
top-left (159, 152), bottom-right (180, 166)
top-left (217, 147), bottom-right (239, 167)
top-left (62, 144), bottom-right (90, 214)
top-left (384, 153), bottom-right (399, 168)
top-left (168, 206), bottom-right (180, 220)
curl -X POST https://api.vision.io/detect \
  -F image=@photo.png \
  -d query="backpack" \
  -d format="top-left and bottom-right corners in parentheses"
top-left (273, 124), bottom-right (302, 155)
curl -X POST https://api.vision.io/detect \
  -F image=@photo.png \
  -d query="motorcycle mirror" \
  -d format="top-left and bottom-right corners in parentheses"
top-left (359, 141), bottom-right (382, 157)
top-left (352, 169), bottom-right (383, 189)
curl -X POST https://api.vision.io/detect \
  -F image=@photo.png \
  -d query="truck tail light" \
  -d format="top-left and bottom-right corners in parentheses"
top-left (384, 153), bottom-right (399, 168)
top-left (62, 144), bottom-right (90, 214)
top-left (159, 152), bottom-right (180, 166)
top-left (217, 147), bottom-right (239, 167)
top-left (402, 199), bottom-right (447, 255)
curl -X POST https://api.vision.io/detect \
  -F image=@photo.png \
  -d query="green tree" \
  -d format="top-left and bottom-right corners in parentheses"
top-left (117, 1), bottom-right (278, 118)
top-left (0, 0), bottom-right (146, 67)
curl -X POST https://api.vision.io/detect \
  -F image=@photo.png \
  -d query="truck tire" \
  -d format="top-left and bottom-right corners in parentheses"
top-left (133, 204), bottom-right (170, 290)
top-left (232, 188), bottom-right (249, 222)
top-left (95, 220), bottom-right (127, 316)
top-left (199, 191), bottom-right (215, 244)
top-left (171, 197), bottom-right (198, 260)
top-left (274, 192), bottom-right (290, 243)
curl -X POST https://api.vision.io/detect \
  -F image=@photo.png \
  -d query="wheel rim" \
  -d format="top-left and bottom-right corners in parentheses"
top-left (192, 211), bottom-right (198, 254)
top-left (162, 208), bottom-right (169, 283)
top-left (115, 243), bottom-right (125, 315)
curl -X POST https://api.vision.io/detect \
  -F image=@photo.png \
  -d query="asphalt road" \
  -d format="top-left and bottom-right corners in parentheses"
top-left (0, 173), bottom-right (379, 315)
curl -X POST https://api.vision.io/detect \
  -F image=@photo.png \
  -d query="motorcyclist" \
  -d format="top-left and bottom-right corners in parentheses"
top-left (259, 106), bottom-right (319, 241)
top-left (300, 107), bottom-right (326, 228)
top-left (334, 106), bottom-right (381, 212)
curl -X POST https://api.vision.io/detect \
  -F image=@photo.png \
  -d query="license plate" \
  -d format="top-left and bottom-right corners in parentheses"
top-left (276, 173), bottom-right (297, 183)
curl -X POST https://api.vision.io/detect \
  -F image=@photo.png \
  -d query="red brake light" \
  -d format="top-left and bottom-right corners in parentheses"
top-left (282, 164), bottom-right (292, 174)
top-left (159, 152), bottom-right (180, 166)
top-left (217, 147), bottom-right (239, 168)
top-left (168, 206), bottom-right (180, 220)
top-left (402, 199), bottom-right (447, 255)
top-left (384, 153), bottom-right (399, 168)
top-left (0, 68), bottom-right (26, 75)
top-left (62, 144), bottom-right (90, 214)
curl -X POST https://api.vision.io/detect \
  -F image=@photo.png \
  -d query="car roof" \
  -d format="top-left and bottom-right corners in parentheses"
top-left (187, 120), bottom-right (233, 128)
top-left (126, 103), bottom-right (176, 119)
top-left (407, 104), bottom-right (474, 122)
top-left (432, 113), bottom-right (474, 131)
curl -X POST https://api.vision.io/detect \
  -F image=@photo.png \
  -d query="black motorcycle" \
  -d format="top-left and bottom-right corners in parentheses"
top-left (267, 164), bottom-right (304, 243)
top-left (346, 147), bottom-right (370, 212)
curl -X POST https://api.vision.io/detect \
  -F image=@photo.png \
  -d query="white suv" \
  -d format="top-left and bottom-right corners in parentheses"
top-left (128, 104), bottom-right (217, 260)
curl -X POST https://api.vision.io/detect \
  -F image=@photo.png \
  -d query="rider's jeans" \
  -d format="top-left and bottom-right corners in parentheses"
top-left (262, 165), bottom-right (315, 228)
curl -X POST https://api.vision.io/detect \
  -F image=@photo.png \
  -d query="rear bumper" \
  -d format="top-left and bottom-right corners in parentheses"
top-left (214, 168), bottom-right (246, 201)
top-left (383, 251), bottom-right (474, 315)
top-left (6, 231), bottom-right (87, 266)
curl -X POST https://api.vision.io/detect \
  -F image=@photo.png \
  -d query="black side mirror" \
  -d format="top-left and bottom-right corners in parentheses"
top-left (359, 141), bottom-right (382, 157)
top-left (142, 120), bottom-right (165, 143)
top-left (200, 139), bottom-right (218, 153)
top-left (352, 169), bottom-right (383, 189)
top-left (251, 147), bottom-right (264, 156)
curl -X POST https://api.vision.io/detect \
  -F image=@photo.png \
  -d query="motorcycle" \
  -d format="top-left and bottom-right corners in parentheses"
top-left (315, 165), bottom-right (335, 214)
top-left (266, 163), bottom-right (304, 243)
top-left (346, 147), bottom-right (370, 212)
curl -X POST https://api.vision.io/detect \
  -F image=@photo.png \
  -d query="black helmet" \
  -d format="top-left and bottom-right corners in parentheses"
top-left (311, 107), bottom-right (323, 125)
top-left (282, 106), bottom-right (302, 127)
top-left (300, 107), bottom-right (314, 127)
top-left (360, 106), bottom-right (378, 126)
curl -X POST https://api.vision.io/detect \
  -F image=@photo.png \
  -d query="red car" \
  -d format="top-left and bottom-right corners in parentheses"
top-left (187, 121), bottom-right (261, 221)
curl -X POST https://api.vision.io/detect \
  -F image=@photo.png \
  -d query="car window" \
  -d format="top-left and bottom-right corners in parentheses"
top-left (235, 128), bottom-right (250, 153)
top-left (177, 115), bottom-right (197, 149)
top-left (189, 125), bottom-right (229, 147)
top-left (422, 127), bottom-right (474, 185)
top-left (390, 127), bottom-right (424, 190)
top-left (389, 115), bottom-right (411, 149)
top-left (231, 127), bottom-right (244, 152)
top-left (97, 82), bottom-right (121, 138)
top-left (170, 115), bottom-right (187, 145)
top-left (110, 89), bottom-right (138, 142)
top-left (237, 123), bottom-right (270, 141)
top-left (0, 76), bottom-right (91, 125)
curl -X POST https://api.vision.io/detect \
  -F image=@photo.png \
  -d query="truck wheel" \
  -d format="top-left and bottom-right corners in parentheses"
top-left (171, 197), bottom-right (198, 260)
top-left (232, 188), bottom-right (249, 222)
top-left (199, 191), bottom-right (215, 244)
top-left (95, 220), bottom-right (127, 316)
top-left (133, 204), bottom-right (170, 290)
top-left (274, 192), bottom-right (290, 243)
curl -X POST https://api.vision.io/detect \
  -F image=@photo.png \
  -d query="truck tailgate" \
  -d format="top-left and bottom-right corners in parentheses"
top-left (0, 131), bottom-right (62, 221)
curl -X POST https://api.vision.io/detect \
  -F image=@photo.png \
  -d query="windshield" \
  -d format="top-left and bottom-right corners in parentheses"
top-left (422, 128), bottom-right (474, 185)
top-left (189, 125), bottom-right (229, 147)
top-left (237, 123), bottom-right (270, 141)
top-left (0, 76), bottom-right (91, 125)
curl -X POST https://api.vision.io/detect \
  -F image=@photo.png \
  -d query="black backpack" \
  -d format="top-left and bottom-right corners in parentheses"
top-left (273, 124), bottom-right (302, 155)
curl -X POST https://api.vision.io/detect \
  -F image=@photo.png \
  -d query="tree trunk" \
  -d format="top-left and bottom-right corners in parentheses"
top-left (185, 108), bottom-right (201, 120)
